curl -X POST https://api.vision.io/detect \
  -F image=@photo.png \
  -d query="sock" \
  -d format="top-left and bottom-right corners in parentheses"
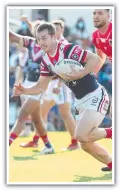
top-left (105, 128), bottom-right (112, 138)
top-left (40, 135), bottom-right (52, 148)
top-left (71, 139), bottom-right (77, 145)
top-left (9, 133), bottom-right (18, 146)
top-left (33, 135), bottom-right (39, 143)
top-left (107, 161), bottom-right (112, 169)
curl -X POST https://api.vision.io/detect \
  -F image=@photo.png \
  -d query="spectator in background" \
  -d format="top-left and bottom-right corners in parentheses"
top-left (80, 37), bottom-right (94, 52)
top-left (9, 43), bottom-right (29, 128)
top-left (70, 17), bottom-right (89, 44)
top-left (96, 60), bottom-right (112, 129)
top-left (58, 17), bottom-right (71, 41)
top-left (97, 61), bottom-right (112, 96)
top-left (17, 19), bottom-right (33, 37)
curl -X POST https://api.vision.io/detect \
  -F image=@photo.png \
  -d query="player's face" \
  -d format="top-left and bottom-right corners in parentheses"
top-left (54, 24), bottom-right (64, 39)
top-left (36, 29), bottom-right (56, 53)
top-left (93, 9), bottom-right (110, 28)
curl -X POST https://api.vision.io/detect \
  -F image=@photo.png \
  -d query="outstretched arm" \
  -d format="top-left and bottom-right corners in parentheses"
top-left (9, 29), bottom-right (35, 46)
top-left (12, 76), bottom-right (52, 97)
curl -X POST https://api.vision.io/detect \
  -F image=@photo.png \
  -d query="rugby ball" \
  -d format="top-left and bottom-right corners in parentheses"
top-left (54, 59), bottom-right (83, 76)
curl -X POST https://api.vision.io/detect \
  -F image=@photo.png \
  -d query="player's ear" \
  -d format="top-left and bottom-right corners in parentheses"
top-left (53, 33), bottom-right (57, 40)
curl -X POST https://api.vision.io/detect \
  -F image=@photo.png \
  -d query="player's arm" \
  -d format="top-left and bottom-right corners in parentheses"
top-left (9, 29), bottom-right (35, 46)
top-left (63, 44), bottom-right (102, 80)
top-left (14, 65), bottom-right (23, 84)
top-left (20, 15), bottom-right (41, 37)
top-left (52, 78), bottom-right (63, 94)
top-left (83, 50), bottom-right (102, 75)
top-left (68, 51), bottom-right (102, 80)
top-left (12, 76), bottom-right (52, 97)
top-left (95, 48), bottom-right (107, 66)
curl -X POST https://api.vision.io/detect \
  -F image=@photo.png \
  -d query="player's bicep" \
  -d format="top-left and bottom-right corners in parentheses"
top-left (84, 51), bottom-right (102, 74)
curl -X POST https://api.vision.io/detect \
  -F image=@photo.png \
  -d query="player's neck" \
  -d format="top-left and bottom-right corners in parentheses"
top-left (57, 35), bottom-right (63, 41)
top-left (48, 41), bottom-right (58, 57)
top-left (98, 22), bottom-right (109, 34)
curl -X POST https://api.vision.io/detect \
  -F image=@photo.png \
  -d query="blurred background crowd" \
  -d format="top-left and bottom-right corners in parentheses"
top-left (9, 8), bottom-right (112, 131)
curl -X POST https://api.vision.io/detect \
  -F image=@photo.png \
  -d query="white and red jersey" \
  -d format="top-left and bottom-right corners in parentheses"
top-left (40, 42), bottom-right (99, 99)
top-left (92, 22), bottom-right (112, 61)
top-left (40, 42), bottom-right (87, 77)
top-left (23, 38), bottom-right (44, 82)
top-left (23, 38), bottom-right (44, 62)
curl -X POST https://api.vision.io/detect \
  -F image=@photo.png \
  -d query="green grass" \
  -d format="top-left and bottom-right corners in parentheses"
top-left (9, 132), bottom-right (112, 183)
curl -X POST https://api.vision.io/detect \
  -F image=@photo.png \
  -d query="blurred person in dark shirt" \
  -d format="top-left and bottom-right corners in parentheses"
top-left (17, 20), bottom-right (33, 37)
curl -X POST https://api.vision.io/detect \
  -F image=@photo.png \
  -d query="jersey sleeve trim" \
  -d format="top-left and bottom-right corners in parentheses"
top-left (40, 58), bottom-right (54, 77)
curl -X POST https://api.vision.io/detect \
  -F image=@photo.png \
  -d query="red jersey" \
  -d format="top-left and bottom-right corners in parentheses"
top-left (92, 22), bottom-right (112, 60)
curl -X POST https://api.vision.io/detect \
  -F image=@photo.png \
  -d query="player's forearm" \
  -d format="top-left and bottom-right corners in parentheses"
top-left (84, 51), bottom-right (102, 75)
top-left (96, 48), bottom-right (106, 67)
top-left (24, 82), bottom-right (45, 95)
top-left (9, 30), bottom-right (35, 45)
top-left (15, 66), bottom-right (23, 84)
top-left (9, 30), bottom-right (23, 46)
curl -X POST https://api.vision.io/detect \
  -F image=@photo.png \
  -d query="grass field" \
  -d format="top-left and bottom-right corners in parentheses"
top-left (9, 132), bottom-right (112, 184)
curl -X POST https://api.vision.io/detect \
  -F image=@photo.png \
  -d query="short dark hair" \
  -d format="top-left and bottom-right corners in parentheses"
top-left (106, 9), bottom-right (110, 12)
top-left (36, 22), bottom-right (56, 35)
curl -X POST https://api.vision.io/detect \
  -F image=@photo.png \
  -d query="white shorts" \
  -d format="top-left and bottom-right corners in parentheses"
top-left (21, 79), bottom-right (43, 101)
top-left (44, 79), bottom-right (75, 105)
top-left (75, 85), bottom-right (109, 116)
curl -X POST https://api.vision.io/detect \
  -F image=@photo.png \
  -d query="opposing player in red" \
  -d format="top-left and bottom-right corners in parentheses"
top-left (92, 9), bottom-right (112, 171)
top-left (12, 22), bottom-right (112, 171)
top-left (92, 9), bottom-right (112, 63)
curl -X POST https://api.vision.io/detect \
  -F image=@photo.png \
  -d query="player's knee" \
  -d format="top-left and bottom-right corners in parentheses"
top-left (74, 133), bottom-right (89, 143)
top-left (33, 117), bottom-right (41, 126)
top-left (81, 143), bottom-right (91, 151)
top-left (60, 110), bottom-right (70, 119)
top-left (88, 127), bottom-right (98, 141)
top-left (32, 112), bottom-right (44, 125)
top-left (18, 109), bottom-right (28, 121)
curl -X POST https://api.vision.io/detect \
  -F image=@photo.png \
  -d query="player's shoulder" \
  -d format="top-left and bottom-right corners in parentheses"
top-left (92, 29), bottom-right (98, 38)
